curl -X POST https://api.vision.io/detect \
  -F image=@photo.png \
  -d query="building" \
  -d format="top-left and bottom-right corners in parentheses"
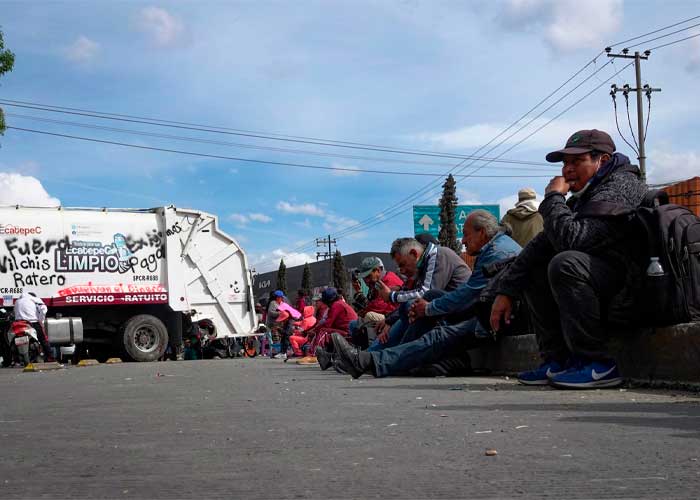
top-left (662, 176), bottom-right (700, 217)
top-left (254, 252), bottom-right (397, 302)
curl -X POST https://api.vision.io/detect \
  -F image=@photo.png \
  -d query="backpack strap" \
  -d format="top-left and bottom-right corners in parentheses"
top-left (641, 189), bottom-right (669, 208)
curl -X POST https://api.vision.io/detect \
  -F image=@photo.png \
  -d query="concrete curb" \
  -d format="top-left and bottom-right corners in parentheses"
top-left (470, 322), bottom-right (700, 388)
top-left (23, 362), bottom-right (65, 372)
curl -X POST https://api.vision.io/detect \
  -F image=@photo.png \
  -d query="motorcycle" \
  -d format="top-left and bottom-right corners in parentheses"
top-left (1, 309), bottom-right (44, 366)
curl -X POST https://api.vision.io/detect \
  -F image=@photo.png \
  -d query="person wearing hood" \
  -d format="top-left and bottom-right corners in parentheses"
top-left (490, 129), bottom-right (647, 389)
top-left (501, 188), bottom-right (543, 248)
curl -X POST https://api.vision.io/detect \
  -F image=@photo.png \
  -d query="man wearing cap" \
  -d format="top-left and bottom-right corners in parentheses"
top-left (490, 129), bottom-right (646, 389)
top-left (501, 188), bottom-right (544, 248)
top-left (348, 256), bottom-right (403, 349)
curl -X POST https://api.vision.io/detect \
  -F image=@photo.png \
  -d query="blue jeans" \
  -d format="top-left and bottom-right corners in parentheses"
top-left (369, 317), bottom-right (488, 377)
top-left (367, 318), bottom-right (406, 352)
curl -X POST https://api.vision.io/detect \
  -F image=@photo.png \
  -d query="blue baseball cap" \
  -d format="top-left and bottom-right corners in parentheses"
top-left (273, 290), bottom-right (285, 298)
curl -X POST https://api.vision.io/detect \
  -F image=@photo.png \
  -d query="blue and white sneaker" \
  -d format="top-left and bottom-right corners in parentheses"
top-left (517, 360), bottom-right (567, 386)
top-left (549, 360), bottom-right (622, 389)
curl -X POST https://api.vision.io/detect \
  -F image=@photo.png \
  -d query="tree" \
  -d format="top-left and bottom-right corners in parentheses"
top-left (276, 259), bottom-right (287, 295)
top-left (438, 174), bottom-right (461, 254)
top-left (332, 249), bottom-right (348, 296)
top-left (0, 29), bottom-right (16, 136)
top-left (301, 262), bottom-right (312, 296)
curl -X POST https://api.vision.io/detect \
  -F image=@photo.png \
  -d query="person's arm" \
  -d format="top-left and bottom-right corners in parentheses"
top-left (322, 302), bottom-right (340, 329)
top-left (540, 192), bottom-right (624, 253)
top-left (496, 232), bottom-right (555, 298)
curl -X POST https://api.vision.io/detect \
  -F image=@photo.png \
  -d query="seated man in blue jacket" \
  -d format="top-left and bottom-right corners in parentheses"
top-left (330, 210), bottom-right (521, 378)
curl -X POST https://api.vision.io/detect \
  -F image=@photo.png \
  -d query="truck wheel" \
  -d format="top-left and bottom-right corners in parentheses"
top-left (122, 315), bottom-right (169, 362)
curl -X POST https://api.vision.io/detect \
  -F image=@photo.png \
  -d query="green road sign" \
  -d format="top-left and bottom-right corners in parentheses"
top-left (413, 205), bottom-right (501, 239)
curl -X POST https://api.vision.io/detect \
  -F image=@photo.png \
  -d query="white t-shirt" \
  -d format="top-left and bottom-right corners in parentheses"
top-left (14, 293), bottom-right (47, 322)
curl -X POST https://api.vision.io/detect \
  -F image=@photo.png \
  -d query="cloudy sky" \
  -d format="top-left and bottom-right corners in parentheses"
top-left (1, 1), bottom-right (699, 271)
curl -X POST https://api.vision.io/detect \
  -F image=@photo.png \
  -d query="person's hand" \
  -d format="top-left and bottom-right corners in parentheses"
top-left (409, 298), bottom-right (428, 323)
top-left (490, 295), bottom-right (513, 333)
top-left (377, 330), bottom-right (390, 344)
top-left (545, 176), bottom-right (569, 195)
top-left (376, 280), bottom-right (392, 302)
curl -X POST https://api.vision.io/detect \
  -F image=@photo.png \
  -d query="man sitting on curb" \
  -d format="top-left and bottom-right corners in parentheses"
top-left (490, 129), bottom-right (646, 389)
top-left (348, 256), bottom-right (403, 349)
top-left (369, 236), bottom-right (471, 351)
top-left (329, 210), bottom-right (521, 378)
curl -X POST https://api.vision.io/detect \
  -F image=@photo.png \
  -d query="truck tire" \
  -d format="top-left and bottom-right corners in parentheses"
top-left (122, 314), bottom-right (169, 362)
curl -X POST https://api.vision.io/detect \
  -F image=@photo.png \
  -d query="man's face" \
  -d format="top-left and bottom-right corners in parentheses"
top-left (275, 296), bottom-right (283, 304)
top-left (561, 153), bottom-right (606, 192)
top-left (393, 250), bottom-right (420, 278)
top-left (461, 219), bottom-right (489, 256)
top-left (363, 267), bottom-right (382, 285)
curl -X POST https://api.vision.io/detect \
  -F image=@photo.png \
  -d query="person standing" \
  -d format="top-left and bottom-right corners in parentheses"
top-left (501, 187), bottom-right (544, 248)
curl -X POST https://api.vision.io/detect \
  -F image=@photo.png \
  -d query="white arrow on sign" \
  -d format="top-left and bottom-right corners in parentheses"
top-left (418, 214), bottom-right (435, 231)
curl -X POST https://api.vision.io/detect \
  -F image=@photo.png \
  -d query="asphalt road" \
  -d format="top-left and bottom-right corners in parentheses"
top-left (1, 358), bottom-right (699, 499)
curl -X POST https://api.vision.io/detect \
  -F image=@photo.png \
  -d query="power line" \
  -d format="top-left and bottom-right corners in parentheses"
top-left (608, 15), bottom-right (700, 47)
top-left (0, 98), bottom-right (553, 165)
top-left (255, 61), bottom-right (635, 267)
top-left (6, 126), bottom-right (553, 179)
top-left (4, 112), bottom-right (556, 171)
top-left (648, 32), bottom-right (700, 51)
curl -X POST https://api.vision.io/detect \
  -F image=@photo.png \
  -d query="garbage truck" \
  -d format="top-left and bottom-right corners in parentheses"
top-left (0, 205), bottom-right (258, 361)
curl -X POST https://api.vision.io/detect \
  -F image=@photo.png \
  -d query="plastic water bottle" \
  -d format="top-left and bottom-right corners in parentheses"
top-left (646, 256), bottom-right (664, 277)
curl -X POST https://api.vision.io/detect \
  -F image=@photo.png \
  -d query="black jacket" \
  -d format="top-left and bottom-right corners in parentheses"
top-left (497, 153), bottom-right (647, 297)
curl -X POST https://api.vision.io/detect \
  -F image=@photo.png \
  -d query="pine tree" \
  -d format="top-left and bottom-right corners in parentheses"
top-left (438, 174), bottom-right (461, 253)
top-left (301, 262), bottom-right (312, 296)
top-left (276, 259), bottom-right (287, 295)
top-left (332, 249), bottom-right (348, 296)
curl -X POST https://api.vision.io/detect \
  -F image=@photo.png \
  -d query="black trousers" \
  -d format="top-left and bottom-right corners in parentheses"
top-left (30, 321), bottom-right (53, 361)
top-left (523, 250), bottom-right (636, 362)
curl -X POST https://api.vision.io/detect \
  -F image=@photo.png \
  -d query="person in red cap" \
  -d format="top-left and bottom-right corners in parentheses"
top-left (490, 129), bottom-right (646, 389)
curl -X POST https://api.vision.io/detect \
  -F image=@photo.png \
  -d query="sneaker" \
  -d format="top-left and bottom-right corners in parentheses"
top-left (315, 346), bottom-right (333, 371)
top-left (549, 360), bottom-right (622, 389)
top-left (517, 360), bottom-right (567, 386)
top-left (330, 333), bottom-right (373, 379)
top-left (272, 353), bottom-right (287, 360)
top-left (296, 356), bottom-right (317, 365)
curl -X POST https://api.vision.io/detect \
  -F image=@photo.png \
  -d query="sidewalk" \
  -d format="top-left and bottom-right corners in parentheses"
top-left (472, 322), bottom-right (700, 388)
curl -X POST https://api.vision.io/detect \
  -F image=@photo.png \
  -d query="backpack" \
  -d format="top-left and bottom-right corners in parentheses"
top-left (635, 191), bottom-right (700, 326)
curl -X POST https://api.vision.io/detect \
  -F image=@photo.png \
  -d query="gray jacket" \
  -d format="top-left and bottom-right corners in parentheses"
top-left (390, 242), bottom-right (471, 303)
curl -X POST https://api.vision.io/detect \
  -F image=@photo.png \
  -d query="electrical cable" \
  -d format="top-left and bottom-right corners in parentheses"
top-left (648, 31), bottom-right (700, 51)
top-left (5, 126), bottom-right (553, 179)
top-left (4, 112), bottom-right (556, 171)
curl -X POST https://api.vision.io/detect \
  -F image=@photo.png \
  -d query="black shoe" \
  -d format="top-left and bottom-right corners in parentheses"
top-left (333, 358), bottom-right (349, 374)
top-left (330, 333), bottom-right (373, 379)
top-left (315, 346), bottom-right (333, 371)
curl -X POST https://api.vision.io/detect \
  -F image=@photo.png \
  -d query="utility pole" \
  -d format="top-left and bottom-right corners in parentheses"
top-left (315, 235), bottom-right (336, 285)
top-left (606, 47), bottom-right (661, 184)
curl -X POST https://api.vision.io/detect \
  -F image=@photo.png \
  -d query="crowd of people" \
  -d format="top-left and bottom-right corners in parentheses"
top-left (257, 129), bottom-right (696, 390)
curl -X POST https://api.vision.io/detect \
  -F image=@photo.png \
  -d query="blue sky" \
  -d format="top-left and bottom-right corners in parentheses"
top-left (1, 1), bottom-right (699, 271)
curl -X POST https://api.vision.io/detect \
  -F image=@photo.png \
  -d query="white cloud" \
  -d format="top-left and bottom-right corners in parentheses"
top-left (499, 0), bottom-right (623, 54)
top-left (414, 117), bottom-right (589, 152)
top-left (252, 249), bottom-right (316, 273)
top-left (248, 213), bottom-right (272, 223)
top-left (64, 36), bottom-right (100, 63)
top-left (331, 162), bottom-right (361, 177)
top-left (647, 149), bottom-right (700, 185)
top-left (228, 213), bottom-right (248, 225)
top-left (276, 201), bottom-right (325, 217)
top-left (136, 6), bottom-right (186, 47)
top-left (0, 173), bottom-right (60, 206)
top-left (233, 234), bottom-right (249, 244)
top-left (323, 213), bottom-right (360, 232)
top-left (457, 188), bottom-right (483, 205)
